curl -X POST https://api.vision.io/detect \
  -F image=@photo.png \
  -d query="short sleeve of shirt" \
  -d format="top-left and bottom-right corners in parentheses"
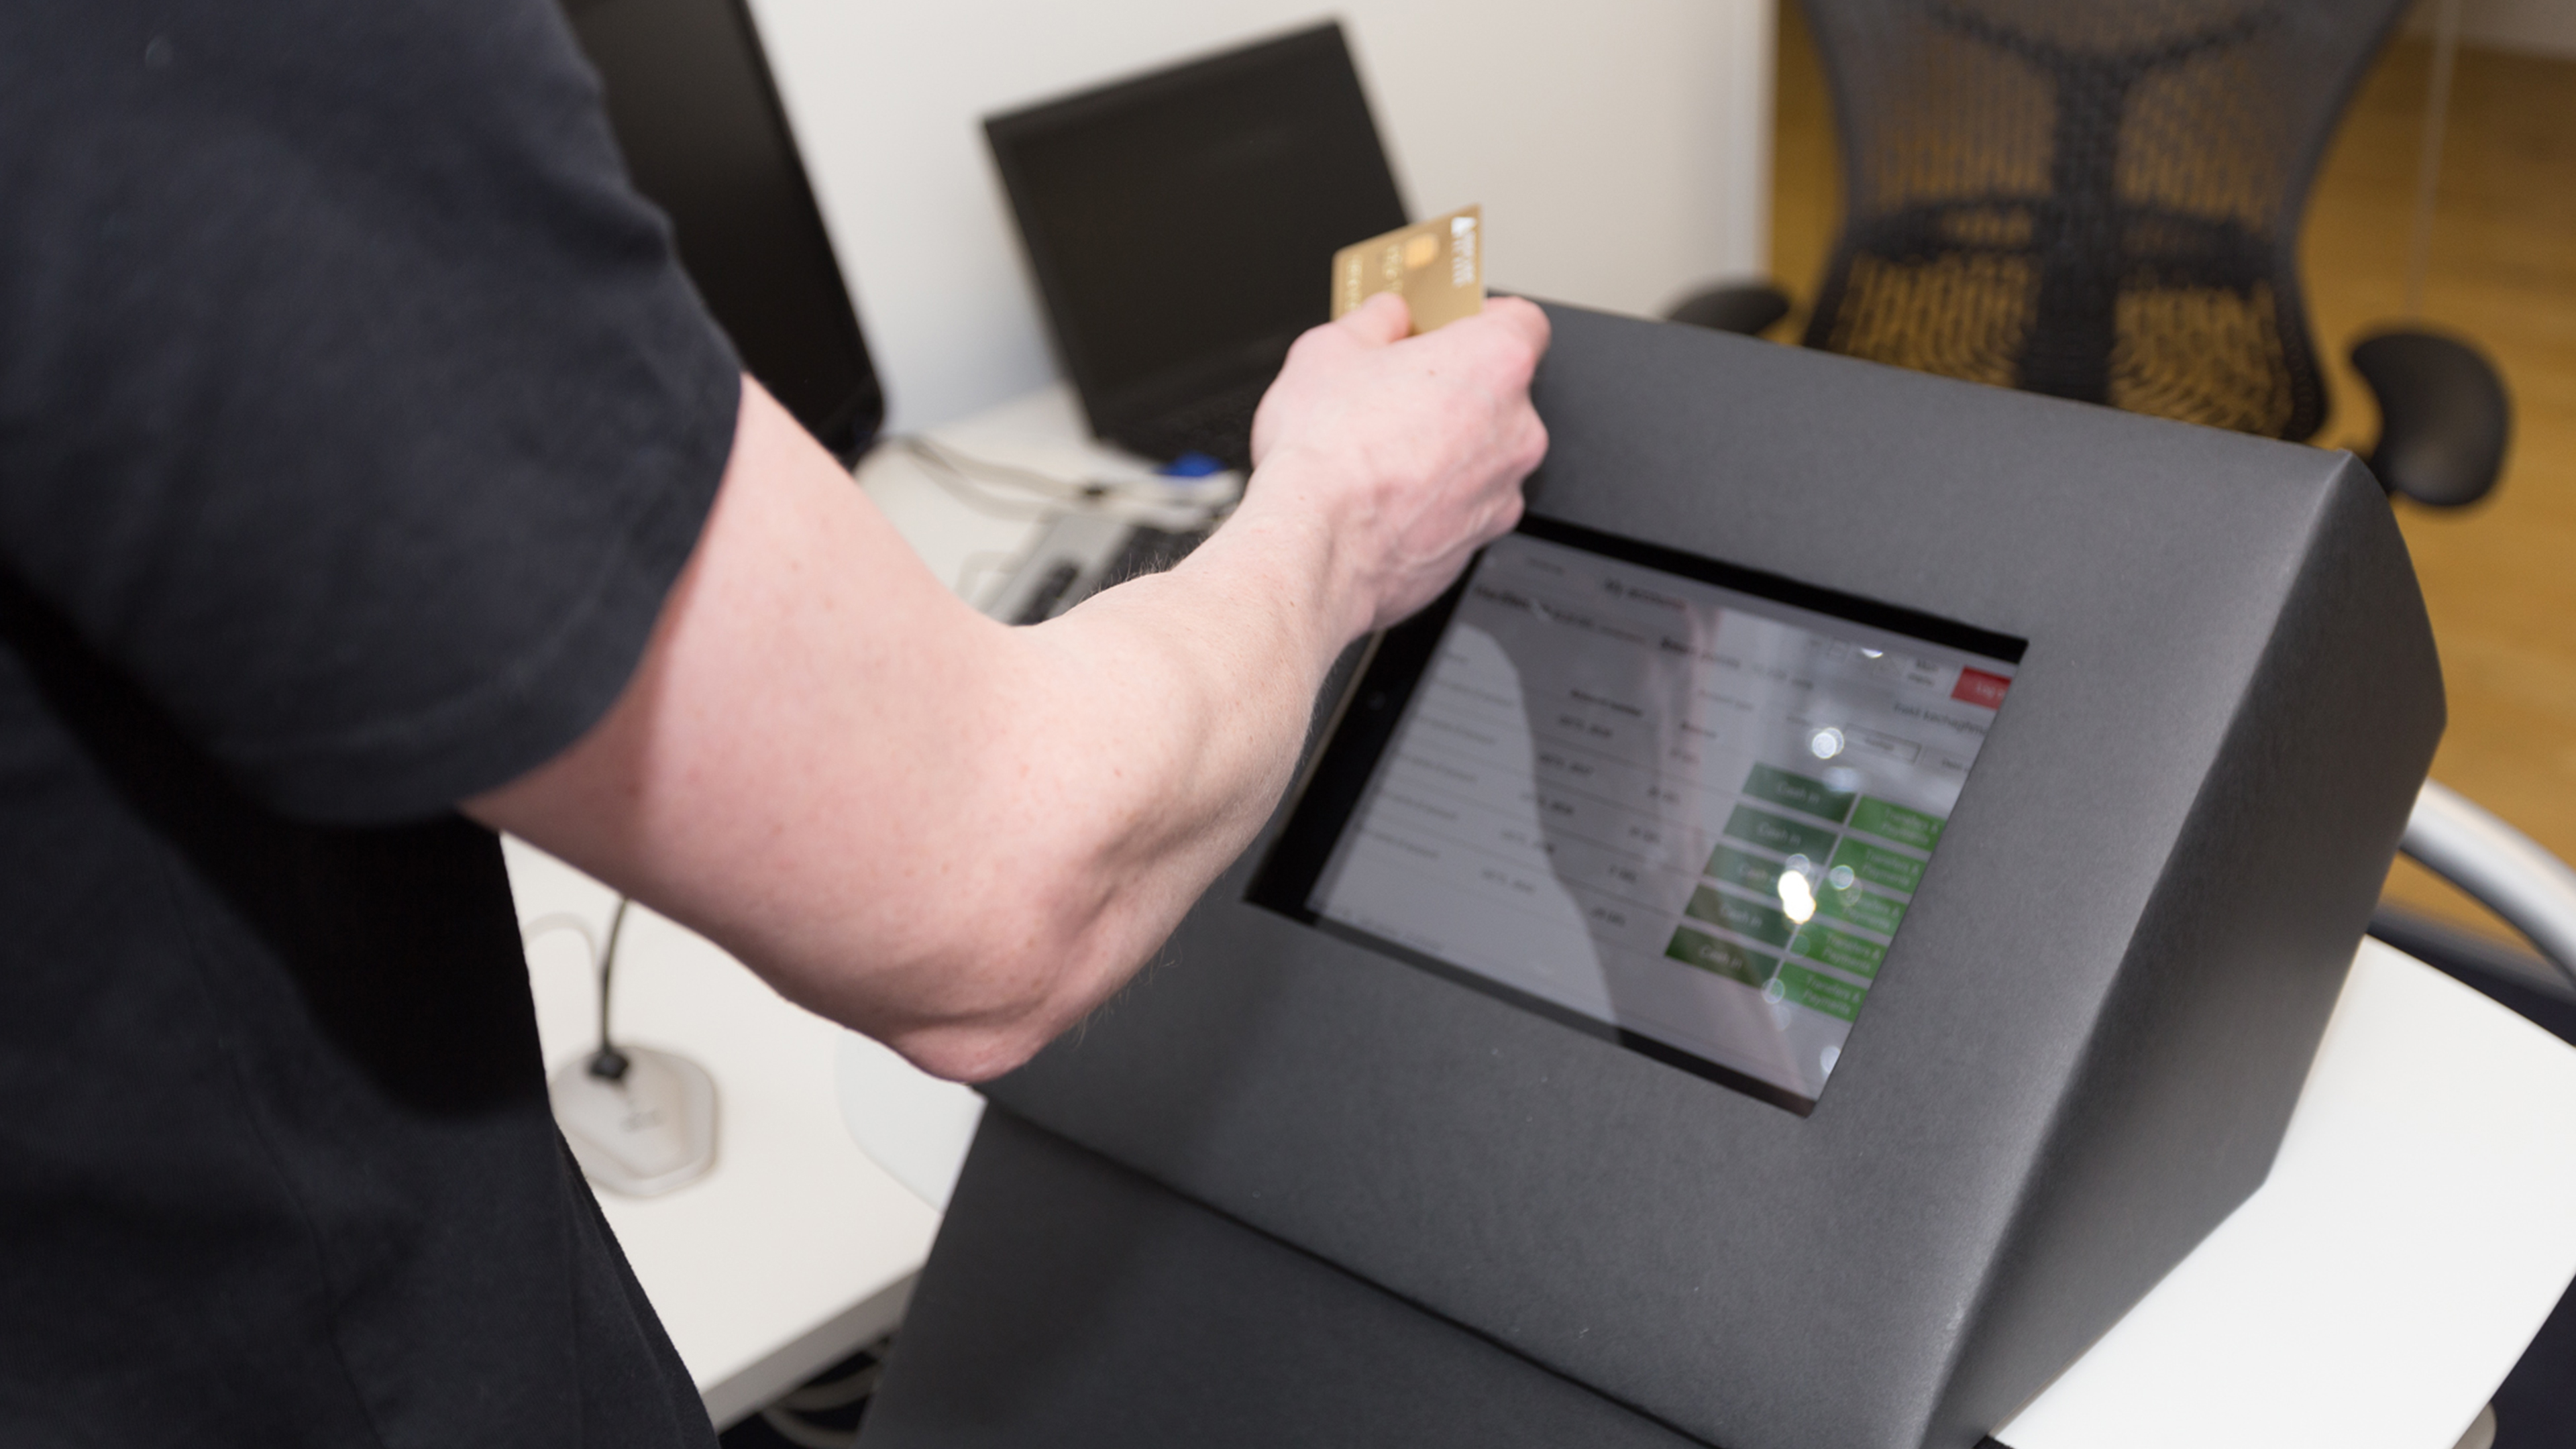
top-left (0, 0), bottom-right (741, 822)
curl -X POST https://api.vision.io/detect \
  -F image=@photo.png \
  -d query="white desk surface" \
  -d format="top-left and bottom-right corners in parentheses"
top-left (508, 839), bottom-right (940, 1429)
top-left (518, 383), bottom-right (2576, 1446)
top-left (2002, 939), bottom-right (2576, 1449)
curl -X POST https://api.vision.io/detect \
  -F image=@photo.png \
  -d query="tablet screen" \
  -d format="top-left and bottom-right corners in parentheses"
top-left (1252, 518), bottom-right (2024, 1114)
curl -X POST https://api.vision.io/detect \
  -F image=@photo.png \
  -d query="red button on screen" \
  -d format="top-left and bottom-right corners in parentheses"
top-left (1952, 667), bottom-right (2011, 710)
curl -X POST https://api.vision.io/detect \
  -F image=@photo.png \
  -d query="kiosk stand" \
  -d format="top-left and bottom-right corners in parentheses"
top-left (857, 305), bottom-right (2445, 1449)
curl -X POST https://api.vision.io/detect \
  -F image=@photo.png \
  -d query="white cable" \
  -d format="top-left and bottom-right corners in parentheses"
top-left (2400, 779), bottom-right (2576, 983)
top-left (954, 547), bottom-right (1022, 599)
top-left (898, 435), bottom-right (1233, 527)
top-left (519, 912), bottom-right (601, 971)
top-left (897, 437), bottom-right (1061, 521)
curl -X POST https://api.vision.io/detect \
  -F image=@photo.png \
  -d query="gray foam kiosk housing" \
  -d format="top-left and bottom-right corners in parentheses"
top-left (859, 304), bottom-right (2443, 1449)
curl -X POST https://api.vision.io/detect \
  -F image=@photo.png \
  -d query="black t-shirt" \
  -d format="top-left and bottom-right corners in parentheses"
top-left (1, 3), bottom-right (740, 1444)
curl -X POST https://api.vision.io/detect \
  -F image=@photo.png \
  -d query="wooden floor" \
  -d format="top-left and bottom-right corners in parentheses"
top-left (1769, 12), bottom-right (2576, 944)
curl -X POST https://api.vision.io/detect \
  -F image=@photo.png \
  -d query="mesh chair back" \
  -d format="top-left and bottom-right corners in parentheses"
top-left (1799, 0), bottom-right (2406, 439)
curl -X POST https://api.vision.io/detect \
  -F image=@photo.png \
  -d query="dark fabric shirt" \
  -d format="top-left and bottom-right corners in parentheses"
top-left (0, 2), bottom-right (740, 1443)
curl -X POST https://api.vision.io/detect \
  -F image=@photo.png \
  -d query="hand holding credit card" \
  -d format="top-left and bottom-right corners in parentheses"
top-left (1330, 205), bottom-right (1484, 334)
top-left (1258, 207), bottom-right (1547, 632)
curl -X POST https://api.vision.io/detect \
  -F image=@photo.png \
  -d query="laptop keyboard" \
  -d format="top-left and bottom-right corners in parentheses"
top-left (1097, 525), bottom-right (1208, 590)
top-left (1006, 560), bottom-right (1085, 627)
top-left (999, 523), bottom-right (1210, 627)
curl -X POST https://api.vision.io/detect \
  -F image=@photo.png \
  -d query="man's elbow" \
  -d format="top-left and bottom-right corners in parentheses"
top-left (839, 846), bottom-right (1144, 1083)
top-left (885, 1014), bottom-right (1059, 1085)
top-left (869, 917), bottom-right (1104, 1083)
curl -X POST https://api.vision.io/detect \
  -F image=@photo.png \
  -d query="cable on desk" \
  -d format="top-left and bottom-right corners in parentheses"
top-left (953, 547), bottom-right (1022, 600)
top-left (587, 897), bottom-right (634, 1081)
top-left (897, 437), bottom-right (1091, 520)
top-left (519, 903), bottom-right (637, 1081)
top-left (521, 912), bottom-right (602, 971)
top-left (743, 1336), bottom-right (889, 1449)
top-left (898, 435), bottom-right (1234, 530)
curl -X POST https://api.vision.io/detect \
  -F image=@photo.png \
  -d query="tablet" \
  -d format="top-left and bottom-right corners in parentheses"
top-left (1252, 517), bottom-right (2025, 1114)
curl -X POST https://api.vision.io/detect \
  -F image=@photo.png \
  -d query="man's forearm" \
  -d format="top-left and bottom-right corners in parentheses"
top-left (470, 300), bottom-right (1544, 1081)
top-left (469, 388), bottom-right (1362, 1078)
top-left (934, 476), bottom-right (1371, 1065)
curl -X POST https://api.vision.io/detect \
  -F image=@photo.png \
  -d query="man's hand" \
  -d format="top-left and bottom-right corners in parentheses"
top-left (468, 303), bottom-right (1551, 1081)
top-left (1246, 292), bottom-right (1551, 636)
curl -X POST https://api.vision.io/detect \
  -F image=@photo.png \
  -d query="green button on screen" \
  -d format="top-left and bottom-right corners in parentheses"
top-left (1850, 797), bottom-right (1944, 851)
top-left (1776, 963), bottom-right (1866, 1022)
top-left (1705, 845), bottom-right (1782, 894)
top-left (1818, 884), bottom-right (1907, 937)
top-left (1723, 805), bottom-right (1840, 861)
top-left (1666, 928), bottom-right (1779, 989)
top-left (1683, 885), bottom-right (1795, 949)
top-left (1829, 837), bottom-right (1925, 894)
top-left (1790, 924), bottom-right (1888, 979)
top-left (1742, 762), bottom-right (1857, 824)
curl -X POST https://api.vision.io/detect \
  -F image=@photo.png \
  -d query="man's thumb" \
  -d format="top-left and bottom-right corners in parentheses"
top-left (1335, 290), bottom-right (1412, 346)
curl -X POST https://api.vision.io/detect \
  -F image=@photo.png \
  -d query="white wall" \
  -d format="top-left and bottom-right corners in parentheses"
top-left (742, 0), bottom-right (1775, 431)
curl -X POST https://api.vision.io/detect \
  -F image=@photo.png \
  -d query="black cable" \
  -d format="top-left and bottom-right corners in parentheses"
top-left (588, 897), bottom-right (633, 1081)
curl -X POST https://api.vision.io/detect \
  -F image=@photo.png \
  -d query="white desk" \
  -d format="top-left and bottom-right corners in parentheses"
top-left (508, 840), bottom-right (937, 1429)
top-left (519, 383), bottom-right (2576, 1447)
top-left (2003, 940), bottom-right (2576, 1449)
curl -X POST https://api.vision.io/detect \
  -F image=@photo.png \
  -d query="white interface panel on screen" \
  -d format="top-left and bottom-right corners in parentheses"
top-left (1307, 531), bottom-right (2017, 1107)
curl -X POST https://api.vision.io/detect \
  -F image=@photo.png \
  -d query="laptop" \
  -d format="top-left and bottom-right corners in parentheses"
top-left (983, 23), bottom-right (1410, 474)
top-left (565, 0), bottom-right (886, 466)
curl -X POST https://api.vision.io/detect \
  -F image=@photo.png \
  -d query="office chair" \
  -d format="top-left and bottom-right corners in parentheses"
top-left (2398, 782), bottom-right (2576, 987)
top-left (1672, 0), bottom-right (2511, 507)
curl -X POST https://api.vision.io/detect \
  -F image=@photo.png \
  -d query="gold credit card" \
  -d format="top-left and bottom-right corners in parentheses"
top-left (1330, 205), bottom-right (1484, 334)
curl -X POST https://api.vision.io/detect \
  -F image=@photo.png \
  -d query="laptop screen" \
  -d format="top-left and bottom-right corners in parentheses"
top-left (985, 24), bottom-right (1409, 433)
top-left (567, 0), bottom-right (885, 464)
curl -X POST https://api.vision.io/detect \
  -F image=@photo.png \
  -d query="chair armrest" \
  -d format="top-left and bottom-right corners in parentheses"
top-left (2350, 329), bottom-right (2512, 508)
top-left (1664, 281), bottom-right (1793, 337)
top-left (2401, 778), bottom-right (2576, 986)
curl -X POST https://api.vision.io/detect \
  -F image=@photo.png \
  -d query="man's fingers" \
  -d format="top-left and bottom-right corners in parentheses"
top-left (1403, 296), bottom-right (1550, 393)
top-left (1335, 290), bottom-right (1412, 346)
top-left (1481, 295), bottom-right (1552, 356)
